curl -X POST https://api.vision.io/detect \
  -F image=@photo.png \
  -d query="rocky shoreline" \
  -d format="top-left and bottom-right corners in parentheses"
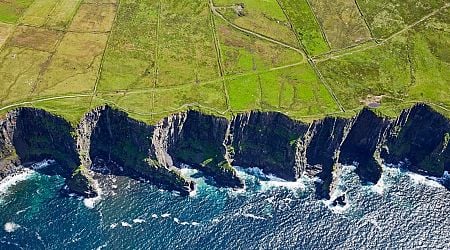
top-left (1, 104), bottom-right (449, 199)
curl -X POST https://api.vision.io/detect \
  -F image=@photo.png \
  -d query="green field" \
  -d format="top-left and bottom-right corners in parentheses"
top-left (0, 0), bottom-right (449, 124)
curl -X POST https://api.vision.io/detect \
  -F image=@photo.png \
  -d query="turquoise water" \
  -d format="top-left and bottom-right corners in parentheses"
top-left (1, 165), bottom-right (449, 249)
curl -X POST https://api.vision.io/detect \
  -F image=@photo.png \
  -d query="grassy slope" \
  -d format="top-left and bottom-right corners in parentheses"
top-left (0, 0), bottom-right (449, 125)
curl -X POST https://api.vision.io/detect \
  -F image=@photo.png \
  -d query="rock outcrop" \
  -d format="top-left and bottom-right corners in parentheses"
top-left (154, 110), bottom-right (243, 188)
top-left (381, 104), bottom-right (450, 177)
top-left (338, 108), bottom-right (391, 184)
top-left (300, 117), bottom-right (348, 199)
top-left (0, 103), bottom-right (449, 199)
top-left (80, 106), bottom-right (193, 196)
top-left (229, 111), bottom-right (307, 181)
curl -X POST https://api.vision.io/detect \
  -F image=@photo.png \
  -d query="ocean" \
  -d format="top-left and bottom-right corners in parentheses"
top-left (0, 162), bottom-right (449, 249)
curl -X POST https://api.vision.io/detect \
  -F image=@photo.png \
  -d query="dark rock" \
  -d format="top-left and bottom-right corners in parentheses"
top-left (159, 110), bottom-right (243, 188)
top-left (1, 103), bottom-right (450, 200)
top-left (302, 117), bottom-right (349, 199)
top-left (339, 108), bottom-right (390, 184)
top-left (11, 108), bottom-right (80, 177)
top-left (332, 194), bottom-right (346, 207)
top-left (382, 104), bottom-right (450, 177)
top-left (229, 111), bottom-right (307, 181)
top-left (85, 106), bottom-right (193, 196)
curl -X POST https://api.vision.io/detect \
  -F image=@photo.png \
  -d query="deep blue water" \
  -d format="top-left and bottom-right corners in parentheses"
top-left (0, 164), bottom-right (449, 249)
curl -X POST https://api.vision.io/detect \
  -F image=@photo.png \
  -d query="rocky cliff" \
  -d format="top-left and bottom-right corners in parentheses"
top-left (0, 104), bottom-right (449, 200)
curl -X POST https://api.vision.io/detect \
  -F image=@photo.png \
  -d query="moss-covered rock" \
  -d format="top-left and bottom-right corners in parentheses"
top-left (229, 111), bottom-right (307, 181)
top-left (382, 104), bottom-right (450, 177)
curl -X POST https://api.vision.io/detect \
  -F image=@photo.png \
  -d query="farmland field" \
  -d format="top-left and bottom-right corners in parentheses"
top-left (0, 0), bottom-right (449, 124)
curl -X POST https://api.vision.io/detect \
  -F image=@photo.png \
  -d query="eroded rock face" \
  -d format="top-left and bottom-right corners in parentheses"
top-left (1, 103), bottom-right (449, 199)
top-left (0, 108), bottom-right (95, 197)
top-left (382, 104), bottom-right (450, 177)
top-left (301, 117), bottom-right (349, 199)
top-left (339, 108), bottom-right (391, 184)
top-left (83, 106), bottom-right (193, 196)
top-left (157, 110), bottom-right (243, 188)
top-left (229, 111), bottom-right (308, 181)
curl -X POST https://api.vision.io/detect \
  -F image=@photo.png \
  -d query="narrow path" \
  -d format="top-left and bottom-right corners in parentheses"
top-left (274, 0), bottom-right (344, 112)
top-left (209, 0), bottom-right (231, 111)
top-left (304, 0), bottom-right (331, 49)
top-left (313, 3), bottom-right (449, 62)
top-left (210, 3), bottom-right (306, 58)
top-left (0, 94), bottom-right (92, 112)
top-left (151, 0), bottom-right (162, 120)
top-left (90, 2), bottom-right (120, 106)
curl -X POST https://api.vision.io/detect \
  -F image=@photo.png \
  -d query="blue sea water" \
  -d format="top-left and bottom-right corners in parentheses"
top-left (0, 164), bottom-right (449, 249)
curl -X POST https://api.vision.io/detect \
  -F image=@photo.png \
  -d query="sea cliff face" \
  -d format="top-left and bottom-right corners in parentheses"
top-left (0, 104), bottom-right (449, 199)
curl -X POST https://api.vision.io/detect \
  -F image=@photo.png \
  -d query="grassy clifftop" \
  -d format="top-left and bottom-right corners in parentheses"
top-left (0, 0), bottom-right (449, 125)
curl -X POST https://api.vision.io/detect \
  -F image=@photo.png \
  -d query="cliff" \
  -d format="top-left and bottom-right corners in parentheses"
top-left (229, 111), bottom-right (307, 181)
top-left (154, 110), bottom-right (243, 188)
top-left (0, 104), bottom-right (449, 200)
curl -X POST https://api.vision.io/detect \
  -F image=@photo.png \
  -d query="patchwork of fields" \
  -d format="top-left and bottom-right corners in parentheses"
top-left (0, 0), bottom-right (449, 124)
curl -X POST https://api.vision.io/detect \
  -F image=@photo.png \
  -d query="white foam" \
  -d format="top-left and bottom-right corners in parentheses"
top-left (368, 218), bottom-right (381, 230)
top-left (178, 168), bottom-right (200, 178)
top-left (132, 219), bottom-right (145, 224)
top-left (260, 175), bottom-right (305, 191)
top-left (180, 222), bottom-right (190, 225)
top-left (407, 172), bottom-right (443, 188)
top-left (30, 159), bottom-right (55, 170)
top-left (121, 222), bottom-right (132, 228)
top-left (234, 166), bottom-right (306, 192)
top-left (161, 213), bottom-right (171, 218)
top-left (211, 218), bottom-right (220, 223)
top-left (0, 169), bottom-right (34, 196)
top-left (4, 222), bottom-right (20, 233)
top-left (191, 222), bottom-right (200, 226)
top-left (323, 187), bottom-right (350, 214)
top-left (371, 177), bottom-right (385, 195)
top-left (189, 186), bottom-right (198, 197)
top-left (242, 213), bottom-right (266, 220)
top-left (83, 179), bottom-right (102, 209)
top-left (109, 223), bottom-right (118, 229)
top-left (15, 207), bottom-right (30, 215)
top-left (151, 214), bottom-right (158, 219)
top-left (173, 218), bottom-right (180, 224)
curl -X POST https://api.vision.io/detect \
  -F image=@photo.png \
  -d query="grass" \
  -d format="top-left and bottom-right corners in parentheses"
top-left (259, 64), bottom-right (340, 116)
top-left (0, 22), bottom-right (15, 48)
top-left (69, 3), bottom-right (116, 32)
top-left (20, 0), bottom-right (60, 27)
top-left (0, 0), bottom-right (449, 125)
top-left (0, 0), bottom-right (34, 24)
top-left (308, 0), bottom-right (372, 49)
top-left (0, 46), bottom-right (51, 105)
top-left (226, 74), bottom-right (260, 111)
top-left (214, 0), bottom-right (299, 47)
top-left (407, 9), bottom-right (450, 109)
top-left (32, 96), bottom-right (98, 125)
top-left (356, 0), bottom-right (447, 38)
top-left (36, 32), bottom-right (109, 96)
top-left (98, 0), bottom-right (158, 91)
top-left (45, 0), bottom-right (82, 30)
top-left (8, 26), bottom-right (63, 52)
top-left (317, 34), bottom-right (412, 110)
top-left (277, 0), bottom-right (330, 55)
top-left (216, 17), bottom-right (304, 75)
top-left (157, 0), bottom-right (219, 87)
top-left (153, 81), bottom-right (228, 114)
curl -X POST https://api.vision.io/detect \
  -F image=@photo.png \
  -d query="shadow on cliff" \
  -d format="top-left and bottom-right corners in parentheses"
top-left (85, 106), bottom-right (193, 196)
top-left (11, 108), bottom-right (80, 178)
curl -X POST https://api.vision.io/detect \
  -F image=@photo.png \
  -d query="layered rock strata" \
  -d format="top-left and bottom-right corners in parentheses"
top-left (0, 104), bottom-right (449, 199)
